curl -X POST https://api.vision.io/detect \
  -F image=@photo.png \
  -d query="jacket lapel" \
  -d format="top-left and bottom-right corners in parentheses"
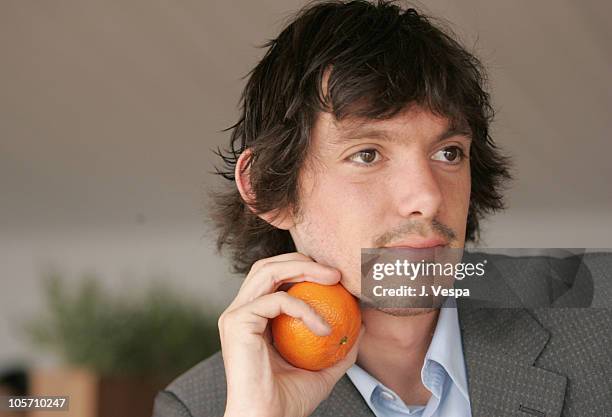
top-left (458, 305), bottom-right (567, 417)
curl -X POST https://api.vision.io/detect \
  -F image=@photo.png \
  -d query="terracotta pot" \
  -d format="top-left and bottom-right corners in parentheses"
top-left (28, 368), bottom-right (169, 417)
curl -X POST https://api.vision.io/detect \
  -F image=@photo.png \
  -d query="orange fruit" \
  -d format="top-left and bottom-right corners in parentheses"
top-left (271, 282), bottom-right (361, 371)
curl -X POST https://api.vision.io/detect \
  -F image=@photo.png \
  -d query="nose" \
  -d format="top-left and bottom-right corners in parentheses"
top-left (391, 157), bottom-right (443, 221)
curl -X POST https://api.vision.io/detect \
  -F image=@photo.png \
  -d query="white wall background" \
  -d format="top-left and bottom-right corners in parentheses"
top-left (1, 0), bottom-right (611, 366)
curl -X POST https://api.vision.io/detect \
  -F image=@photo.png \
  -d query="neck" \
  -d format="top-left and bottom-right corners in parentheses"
top-left (357, 307), bottom-right (439, 406)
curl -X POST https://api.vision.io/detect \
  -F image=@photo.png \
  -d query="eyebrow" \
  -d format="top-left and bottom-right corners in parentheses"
top-left (332, 125), bottom-right (472, 146)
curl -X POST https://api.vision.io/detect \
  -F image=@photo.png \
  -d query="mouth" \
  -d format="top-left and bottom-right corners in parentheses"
top-left (377, 240), bottom-right (448, 264)
top-left (382, 238), bottom-right (448, 249)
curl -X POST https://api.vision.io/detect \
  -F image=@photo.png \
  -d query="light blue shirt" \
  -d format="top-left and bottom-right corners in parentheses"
top-left (346, 307), bottom-right (471, 417)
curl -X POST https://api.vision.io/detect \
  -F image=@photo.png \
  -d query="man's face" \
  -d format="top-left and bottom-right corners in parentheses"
top-left (287, 105), bottom-right (472, 297)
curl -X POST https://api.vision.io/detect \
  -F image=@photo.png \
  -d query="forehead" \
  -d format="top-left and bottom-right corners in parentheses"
top-left (312, 105), bottom-right (471, 148)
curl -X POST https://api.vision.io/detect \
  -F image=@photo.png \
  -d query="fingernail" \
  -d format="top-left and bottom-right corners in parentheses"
top-left (319, 319), bottom-right (332, 335)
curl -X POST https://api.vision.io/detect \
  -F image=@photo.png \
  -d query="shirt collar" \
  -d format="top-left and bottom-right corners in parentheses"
top-left (346, 362), bottom-right (380, 412)
top-left (423, 306), bottom-right (470, 401)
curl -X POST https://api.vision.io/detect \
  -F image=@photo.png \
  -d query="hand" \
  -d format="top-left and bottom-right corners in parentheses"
top-left (218, 252), bottom-right (364, 417)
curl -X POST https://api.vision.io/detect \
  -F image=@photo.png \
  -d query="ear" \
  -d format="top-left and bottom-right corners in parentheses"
top-left (235, 148), bottom-right (296, 230)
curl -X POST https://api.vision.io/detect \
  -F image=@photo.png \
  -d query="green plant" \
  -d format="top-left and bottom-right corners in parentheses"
top-left (24, 272), bottom-right (221, 378)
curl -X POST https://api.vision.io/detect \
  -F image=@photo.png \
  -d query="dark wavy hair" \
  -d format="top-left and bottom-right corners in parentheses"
top-left (209, 0), bottom-right (512, 274)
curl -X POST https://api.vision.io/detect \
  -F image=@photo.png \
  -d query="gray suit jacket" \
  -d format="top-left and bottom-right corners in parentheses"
top-left (153, 253), bottom-right (612, 417)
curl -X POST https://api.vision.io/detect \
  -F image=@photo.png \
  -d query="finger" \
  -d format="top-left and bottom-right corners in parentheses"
top-left (247, 252), bottom-right (312, 276)
top-left (234, 252), bottom-right (313, 300)
top-left (232, 260), bottom-right (340, 308)
top-left (225, 292), bottom-right (332, 338)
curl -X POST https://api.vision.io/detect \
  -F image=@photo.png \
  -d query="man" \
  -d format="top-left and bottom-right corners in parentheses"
top-left (153, 1), bottom-right (612, 416)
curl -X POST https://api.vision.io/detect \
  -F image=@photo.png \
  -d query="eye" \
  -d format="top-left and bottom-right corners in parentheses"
top-left (431, 146), bottom-right (466, 164)
top-left (347, 149), bottom-right (382, 166)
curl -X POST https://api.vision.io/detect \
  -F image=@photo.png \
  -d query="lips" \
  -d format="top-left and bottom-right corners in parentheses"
top-left (380, 238), bottom-right (448, 264)
top-left (382, 238), bottom-right (448, 249)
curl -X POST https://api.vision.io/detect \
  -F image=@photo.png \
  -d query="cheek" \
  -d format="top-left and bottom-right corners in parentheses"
top-left (439, 168), bottom-right (471, 239)
top-left (297, 177), bottom-right (357, 251)
top-left (293, 173), bottom-right (380, 295)
top-left (302, 173), bottom-right (382, 238)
